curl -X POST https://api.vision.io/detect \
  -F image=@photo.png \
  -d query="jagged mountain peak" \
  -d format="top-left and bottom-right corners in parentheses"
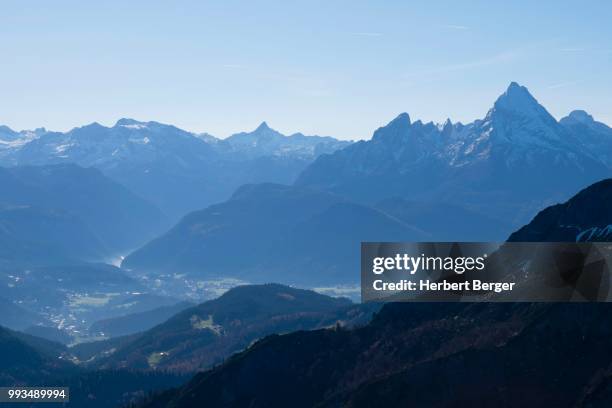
top-left (390, 112), bottom-right (411, 126)
top-left (441, 118), bottom-right (454, 135)
top-left (476, 82), bottom-right (569, 148)
top-left (226, 122), bottom-right (283, 146)
top-left (372, 113), bottom-right (411, 141)
top-left (255, 121), bottom-right (272, 132)
top-left (492, 82), bottom-right (543, 114)
top-left (227, 121), bottom-right (284, 140)
top-left (223, 120), bottom-right (349, 160)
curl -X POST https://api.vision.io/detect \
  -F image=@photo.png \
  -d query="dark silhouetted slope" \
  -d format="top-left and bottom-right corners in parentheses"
top-left (90, 284), bottom-right (371, 372)
top-left (508, 178), bottom-right (612, 242)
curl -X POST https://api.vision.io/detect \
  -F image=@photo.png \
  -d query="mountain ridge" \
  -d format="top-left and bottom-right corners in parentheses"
top-left (0, 119), bottom-right (350, 220)
top-left (81, 284), bottom-right (370, 372)
top-left (295, 82), bottom-right (612, 230)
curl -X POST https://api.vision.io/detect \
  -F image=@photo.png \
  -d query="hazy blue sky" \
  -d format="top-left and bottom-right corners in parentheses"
top-left (1, 1), bottom-right (610, 139)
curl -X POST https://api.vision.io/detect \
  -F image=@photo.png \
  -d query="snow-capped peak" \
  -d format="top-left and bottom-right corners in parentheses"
top-left (492, 82), bottom-right (543, 115)
top-left (116, 118), bottom-right (149, 129)
top-left (0, 125), bottom-right (19, 141)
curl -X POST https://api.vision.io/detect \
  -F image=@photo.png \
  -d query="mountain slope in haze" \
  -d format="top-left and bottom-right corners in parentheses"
top-left (88, 284), bottom-right (370, 372)
top-left (21, 325), bottom-right (73, 345)
top-left (5, 120), bottom-right (350, 220)
top-left (137, 179), bottom-right (612, 408)
top-left (0, 126), bottom-right (43, 162)
top-left (0, 205), bottom-right (109, 264)
top-left (296, 82), bottom-right (611, 234)
top-left (560, 110), bottom-right (612, 168)
top-left (375, 198), bottom-right (512, 241)
top-left (89, 301), bottom-right (195, 338)
top-left (122, 184), bottom-right (427, 284)
top-left (0, 164), bottom-right (166, 255)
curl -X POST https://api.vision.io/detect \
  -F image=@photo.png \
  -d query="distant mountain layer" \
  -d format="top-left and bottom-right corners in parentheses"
top-left (0, 205), bottom-right (108, 264)
top-left (0, 120), bottom-right (350, 220)
top-left (223, 121), bottom-right (349, 159)
top-left (81, 284), bottom-right (373, 372)
top-left (137, 179), bottom-right (612, 408)
top-left (0, 164), bottom-right (166, 257)
top-left (296, 82), bottom-right (612, 231)
top-left (122, 184), bottom-right (428, 284)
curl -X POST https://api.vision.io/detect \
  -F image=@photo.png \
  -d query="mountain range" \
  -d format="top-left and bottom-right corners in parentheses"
top-left (1, 81), bottom-right (612, 407)
top-left (2, 82), bottom-right (609, 252)
top-left (0, 120), bottom-right (350, 220)
top-left (122, 83), bottom-right (612, 285)
top-left (297, 82), bottom-right (612, 228)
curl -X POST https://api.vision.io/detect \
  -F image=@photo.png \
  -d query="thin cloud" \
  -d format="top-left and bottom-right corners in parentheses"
top-left (558, 47), bottom-right (586, 52)
top-left (547, 80), bottom-right (584, 90)
top-left (558, 46), bottom-right (612, 55)
top-left (407, 49), bottom-right (520, 78)
top-left (440, 24), bottom-right (469, 30)
top-left (402, 41), bottom-right (556, 81)
top-left (350, 32), bottom-right (383, 37)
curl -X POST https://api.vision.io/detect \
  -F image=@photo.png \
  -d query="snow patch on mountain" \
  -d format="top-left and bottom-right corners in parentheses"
top-left (576, 225), bottom-right (612, 242)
